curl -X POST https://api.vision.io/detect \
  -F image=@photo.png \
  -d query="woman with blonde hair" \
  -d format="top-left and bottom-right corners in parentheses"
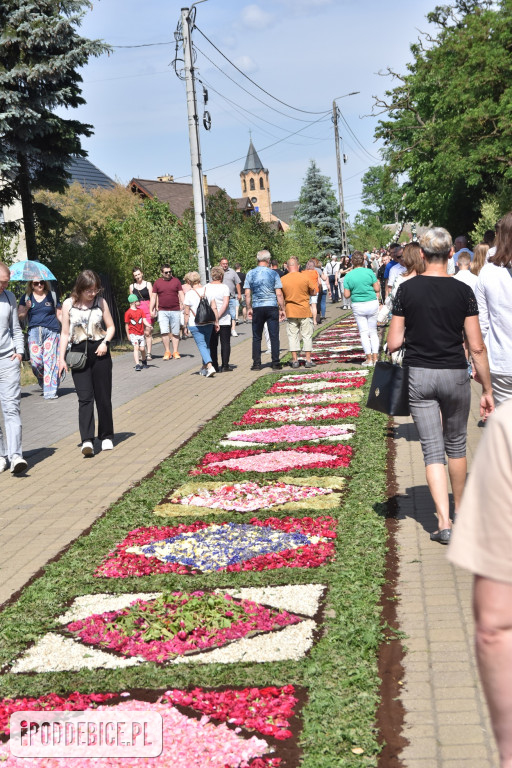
top-left (471, 243), bottom-right (489, 276)
top-left (183, 271), bottom-right (219, 378)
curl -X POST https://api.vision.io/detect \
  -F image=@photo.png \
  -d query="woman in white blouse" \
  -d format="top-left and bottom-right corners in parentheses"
top-left (475, 212), bottom-right (512, 407)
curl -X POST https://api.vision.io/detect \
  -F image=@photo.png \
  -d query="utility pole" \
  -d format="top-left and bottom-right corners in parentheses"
top-left (332, 100), bottom-right (348, 256)
top-left (181, 3), bottom-right (210, 283)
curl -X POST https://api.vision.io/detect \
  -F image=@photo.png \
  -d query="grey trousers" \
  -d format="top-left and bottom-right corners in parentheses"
top-left (408, 367), bottom-right (471, 465)
top-left (0, 356), bottom-right (22, 460)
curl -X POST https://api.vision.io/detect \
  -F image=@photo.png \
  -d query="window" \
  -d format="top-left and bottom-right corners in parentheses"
top-left (259, 177), bottom-right (264, 190)
top-left (250, 178), bottom-right (255, 191)
top-left (243, 179), bottom-right (247, 192)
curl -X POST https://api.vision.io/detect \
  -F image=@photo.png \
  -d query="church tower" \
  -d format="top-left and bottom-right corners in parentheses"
top-left (240, 139), bottom-right (272, 222)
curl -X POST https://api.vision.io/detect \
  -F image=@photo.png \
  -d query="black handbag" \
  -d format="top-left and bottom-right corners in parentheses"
top-left (65, 303), bottom-right (93, 371)
top-left (65, 346), bottom-right (88, 371)
top-left (366, 357), bottom-right (410, 417)
top-left (192, 289), bottom-right (216, 325)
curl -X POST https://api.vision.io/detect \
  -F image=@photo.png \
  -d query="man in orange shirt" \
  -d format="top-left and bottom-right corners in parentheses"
top-left (281, 257), bottom-right (318, 368)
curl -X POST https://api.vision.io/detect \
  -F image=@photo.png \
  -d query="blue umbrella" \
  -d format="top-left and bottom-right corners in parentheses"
top-left (9, 260), bottom-right (57, 282)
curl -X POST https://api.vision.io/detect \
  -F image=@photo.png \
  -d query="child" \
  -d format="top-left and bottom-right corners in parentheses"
top-left (125, 294), bottom-right (152, 371)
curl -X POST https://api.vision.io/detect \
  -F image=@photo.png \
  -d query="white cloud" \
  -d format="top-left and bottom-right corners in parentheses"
top-left (240, 4), bottom-right (275, 29)
top-left (232, 54), bottom-right (258, 73)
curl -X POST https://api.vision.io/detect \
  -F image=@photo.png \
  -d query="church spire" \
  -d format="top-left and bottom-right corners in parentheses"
top-left (243, 139), bottom-right (266, 173)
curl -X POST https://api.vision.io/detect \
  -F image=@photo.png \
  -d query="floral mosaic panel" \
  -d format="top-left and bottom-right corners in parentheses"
top-left (0, 686), bottom-right (306, 767)
top-left (95, 516), bottom-right (337, 578)
top-left (11, 586), bottom-right (325, 673)
top-left (190, 444), bottom-right (353, 476)
top-left (234, 404), bottom-right (360, 426)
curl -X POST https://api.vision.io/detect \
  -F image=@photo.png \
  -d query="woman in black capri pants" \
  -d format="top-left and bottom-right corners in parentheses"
top-left (59, 270), bottom-right (116, 457)
top-left (388, 227), bottom-right (494, 544)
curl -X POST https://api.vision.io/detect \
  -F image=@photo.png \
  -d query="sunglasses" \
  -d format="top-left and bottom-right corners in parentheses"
top-left (32, 281), bottom-right (45, 286)
top-left (162, 271), bottom-right (171, 275)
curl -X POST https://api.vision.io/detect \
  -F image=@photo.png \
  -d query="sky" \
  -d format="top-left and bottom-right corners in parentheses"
top-left (71, 0), bottom-right (436, 222)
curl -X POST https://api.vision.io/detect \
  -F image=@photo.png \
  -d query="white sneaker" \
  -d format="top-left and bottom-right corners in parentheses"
top-left (81, 441), bottom-right (94, 457)
top-left (10, 455), bottom-right (28, 474)
top-left (205, 364), bottom-right (216, 377)
top-left (101, 439), bottom-right (114, 451)
top-left (0, 457), bottom-right (8, 473)
top-left (231, 330), bottom-right (238, 337)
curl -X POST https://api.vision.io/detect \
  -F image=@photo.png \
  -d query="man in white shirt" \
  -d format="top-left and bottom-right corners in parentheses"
top-left (325, 253), bottom-right (340, 303)
top-left (454, 252), bottom-right (478, 291)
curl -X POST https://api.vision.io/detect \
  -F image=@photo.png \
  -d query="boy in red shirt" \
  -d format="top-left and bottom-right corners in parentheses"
top-left (125, 294), bottom-right (152, 371)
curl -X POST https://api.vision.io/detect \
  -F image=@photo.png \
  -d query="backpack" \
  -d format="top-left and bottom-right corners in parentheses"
top-left (191, 288), bottom-right (216, 325)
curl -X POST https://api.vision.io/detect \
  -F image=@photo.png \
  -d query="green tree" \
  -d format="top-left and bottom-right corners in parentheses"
top-left (294, 161), bottom-right (341, 253)
top-left (347, 213), bottom-right (391, 251)
top-left (374, 0), bottom-right (512, 234)
top-left (360, 166), bottom-right (404, 223)
top-left (0, 0), bottom-right (108, 258)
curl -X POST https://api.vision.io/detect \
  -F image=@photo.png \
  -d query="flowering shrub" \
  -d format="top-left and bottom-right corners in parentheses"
top-left (253, 392), bottom-right (361, 408)
top-left (66, 592), bottom-right (303, 663)
top-left (190, 444), bottom-right (353, 476)
top-left (234, 403), bottom-right (360, 426)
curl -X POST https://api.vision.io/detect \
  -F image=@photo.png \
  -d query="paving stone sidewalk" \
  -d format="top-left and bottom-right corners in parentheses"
top-left (395, 381), bottom-right (498, 767)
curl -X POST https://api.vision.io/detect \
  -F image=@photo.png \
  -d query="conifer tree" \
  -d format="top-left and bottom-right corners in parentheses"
top-left (294, 160), bottom-right (341, 254)
top-left (0, 0), bottom-right (109, 258)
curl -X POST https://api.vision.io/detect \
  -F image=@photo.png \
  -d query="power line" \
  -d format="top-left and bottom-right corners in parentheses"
top-left (172, 112), bottom-right (331, 180)
top-left (199, 76), bottom-right (331, 143)
top-left (195, 44), bottom-right (322, 124)
top-left (338, 111), bottom-right (379, 162)
top-left (195, 25), bottom-right (329, 116)
top-left (112, 41), bottom-right (172, 48)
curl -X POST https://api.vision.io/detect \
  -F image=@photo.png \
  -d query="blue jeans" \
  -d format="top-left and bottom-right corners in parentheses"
top-left (319, 288), bottom-right (327, 318)
top-left (228, 297), bottom-right (238, 321)
top-left (190, 324), bottom-right (213, 365)
top-left (252, 306), bottom-right (280, 364)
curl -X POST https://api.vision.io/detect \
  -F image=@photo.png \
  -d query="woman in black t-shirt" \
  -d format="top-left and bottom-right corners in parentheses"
top-left (388, 227), bottom-right (494, 545)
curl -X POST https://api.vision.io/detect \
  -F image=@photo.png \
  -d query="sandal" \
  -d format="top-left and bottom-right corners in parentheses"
top-left (430, 529), bottom-right (451, 544)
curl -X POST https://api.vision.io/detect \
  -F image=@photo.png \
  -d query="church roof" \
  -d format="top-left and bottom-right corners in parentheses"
top-left (242, 140), bottom-right (267, 173)
top-left (67, 156), bottom-right (115, 190)
top-left (272, 200), bottom-right (300, 225)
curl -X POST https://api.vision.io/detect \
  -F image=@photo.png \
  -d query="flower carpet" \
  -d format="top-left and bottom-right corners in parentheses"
top-left (0, 314), bottom-right (390, 767)
top-left (234, 403), bottom-right (361, 425)
top-left (190, 444), bottom-right (353, 476)
top-left (221, 424), bottom-right (357, 446)
top-left (0, 686), bottom-right (305, 767)
top-left (154, 478), bottom-right (345, 517)
top-left (95, 517), bottom-right (336, 577)
top-left (11, 585), bottom-right (324, 672)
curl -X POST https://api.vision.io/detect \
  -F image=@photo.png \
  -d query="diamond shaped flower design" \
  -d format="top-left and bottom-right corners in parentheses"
top-left (128, 523), bottom-right (315, 572)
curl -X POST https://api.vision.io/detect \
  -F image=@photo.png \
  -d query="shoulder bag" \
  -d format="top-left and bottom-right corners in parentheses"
top-left (65, 302), bottom-right (95, 371)
top-left (366, 347), bottom-right (410, 417)
top-left (190, 288), bottom-right (216, 326)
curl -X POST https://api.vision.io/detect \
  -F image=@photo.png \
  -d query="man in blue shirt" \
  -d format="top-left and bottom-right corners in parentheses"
top-left (453, 235), bottom-right (474, 267)
top-left (244, 250), bottom-right (286, 370)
